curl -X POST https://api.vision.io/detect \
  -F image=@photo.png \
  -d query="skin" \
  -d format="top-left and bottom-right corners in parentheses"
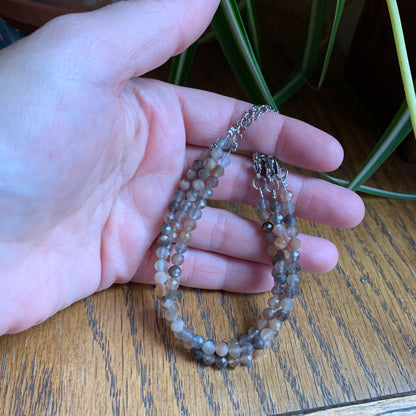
top-left (0, 0), bottom-right (365, 335)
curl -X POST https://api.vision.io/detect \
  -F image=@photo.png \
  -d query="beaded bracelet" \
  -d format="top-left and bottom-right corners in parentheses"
top-left (153, 105), bottom-right (301, 369)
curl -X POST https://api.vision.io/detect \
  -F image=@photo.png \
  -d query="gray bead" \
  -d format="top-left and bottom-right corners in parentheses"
top-left (200, 187), bottom-right (213, 199)
top-left (163, 212), bottom-right (175, 223)
top-left (203, 354), bottom-right (216, 366)
top-left (168, 200), bottom-right (180, 212)
top-left (282, 202), bottom-right (295, 214)
top-left (273, 260), bottom-right (286, 274)
top-left (265, 233), bottom-right (276, 244)
top-left (283, 214), bottom-right (297, 226)
top-left (186, 190), bottom-right (198, 202)
top-left (218, 154), bottom-right (231, 167)
top-left (156, 247), bottom-right (170, 259)
top-left (270, 200), bottom-right (282, 212)
top-left (210, 147), bottom-right (224, 161)
top-left (172, 253), bottom-right (184, 266)
top-left (198, 168), bottom-right (211, 180)
top-left (252, 335), bottom-right (265, 350)
top-left (193, 160), bottom-right (204, 170)
top-left (280, 297), bottom-right (294, 312)
top-left (195, 198), bottom-right (207, 209)
top-left (287, 262), bottom-right (301, 273)
top-left (175, 242), bottom-right (187, 253)
top-left (173, 189), bottom-right (186, 202)
top-left (239, 335), bottom-right (251, 345)
top-left (168, 266), bottom-right (181, 278)
top-left (207, 175), bottom-right (219, 187)
top-left (189, 208), bottom-right (202, 220)
top-left (228, 358), bottom-right (241, 368)
top-left (202, 340), bottom-right (217, 355)
top-left (154, 259), bottom-right (168, 272)
top-left (180, 327), bottom-right (195, 343)
top-left (240, 354), bottom-right (253, 367)
top-left (272, 271), bottom-right (286, 285)
top-left (271, 285), bottom-right (285, 296)
top-left (286, 285), bottom-right (299, 298)
top-left (256, 198), bottom-right (270, 211)
top-left (289, 250), bottom-right (300, 262)
top-left (248, 327), bottom-right (260, 339)
top-left (186, 169), bottom-right (197, 181)
top-left (215, 356), bottom-right (228, 369)
top-left (240, 342), bottom-right (254, 355)
top-left (270, 212), bottom-right (284, 224)
top-left (191, 348), bottom-right (204, 360)
top-left (191, 335), bottom-right (204, 349)
top-left (160, 224), bottom-right (173, 235)
top-left (215, 136), bottom-right (230, 149)
top-left (263, 308), bottom-right (276, 320)
top-left (180, 200), bottom-right (193, 210)
top-left (287, 274), bottom-right (299, 286)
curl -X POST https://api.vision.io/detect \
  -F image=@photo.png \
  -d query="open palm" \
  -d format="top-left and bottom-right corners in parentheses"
top-left (0, 0), bottom-right (364, 335)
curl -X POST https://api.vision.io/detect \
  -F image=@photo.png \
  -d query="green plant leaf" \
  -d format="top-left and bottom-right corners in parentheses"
top-left (273, 0), bottom-right (327, 105)
top-left (318, 0), bottom-right (346, 88)
top-left (211, 0), bottom-right (276, 107)
top-left (322, 173), bottom-right (416, 199)
top-left (169, 42), bottom-right (198, 86)
top-left (245, 0), bottom-right (262, 63)
top-left (348, 99), bottom-right (412, 191)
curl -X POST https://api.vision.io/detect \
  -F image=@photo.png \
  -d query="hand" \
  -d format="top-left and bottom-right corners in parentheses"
top-left (0, 0), bottom-right (364, 335)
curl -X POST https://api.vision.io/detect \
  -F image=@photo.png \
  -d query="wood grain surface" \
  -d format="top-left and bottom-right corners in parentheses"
top-left (1, 1), bottom-right (416, 415)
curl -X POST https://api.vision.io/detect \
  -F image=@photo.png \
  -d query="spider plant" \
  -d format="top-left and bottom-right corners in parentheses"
top-left (170, 0), bottom-right (416, 199)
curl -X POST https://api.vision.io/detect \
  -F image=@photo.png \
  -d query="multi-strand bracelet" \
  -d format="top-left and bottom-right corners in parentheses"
top-left (153, 105), bottom-right (301, 369)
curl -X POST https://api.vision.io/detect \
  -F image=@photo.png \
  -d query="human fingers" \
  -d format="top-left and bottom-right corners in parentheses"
top-left (174, 86), bottom-right (343, 172)
top-left (184, 147), bottom-right (365, 229)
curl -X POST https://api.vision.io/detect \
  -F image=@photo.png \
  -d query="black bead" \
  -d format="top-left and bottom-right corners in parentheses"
top-left (262, 222), bottom-right (274, 233)
top-left (215, 356), bottom-right (228, 369)
top-left (252, 335), bottom-right (265, 350)
top-left (191, 348), bottom-right (204, 360)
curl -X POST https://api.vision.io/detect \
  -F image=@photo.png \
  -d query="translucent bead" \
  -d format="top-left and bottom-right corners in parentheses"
top-left (270, 200), bottom-right (282, 212)
top-left (155, 284), bottom-right (169, 298)
top-left (273, 224), bottom-right (286, 237)
top-left (215, 356), bottom-right (228, 369)
top-left (262, 308), bottom-right (276, 320)
top-left (282, 202), bottom-right (295, 214)
top-left (227, 341), bottom-right (242, 358)
top-left (211, 165), bottom-right (224, 177)
top-left (287, 274), bottom-right (299, 286)
top-left (154, 259), bottom-right (168, 272)
top-left (160, 224), bottom-right (173, 235)
top-left (163, 305), bottom-right (178, 321)
top-left (186, 190), bottom-right (198, 202)
top-left (273, 237), bottom-right (287, 250)
top-left (203, 354), bottom-right (216, 366)
top-left (191, 335), bottom-right (204, 349)
top-left (193, 159), bottom-right (204, 170)
top-left (260, 328), bottom-right (277, 341)
top-left (271, 285), bottom-right (285, 296)
top-left (168, 200), bottom-right (180, 212)
top-left (283, 214), bottom-right (297, 227)
top-left (164, 212), bottom-right (175, 223)
top-left (289, 250), bottom-right (300, 262)
top-left (257, 318), bottom-right (268, 330)
top-left (181, 327), bottom-right (194, 343)
top-left (180, 231), bottom-right (192, 243)
top-left (189, 208), bottom-right (202, 220)
top-left (166, 278), bottom-right (180, 290)
top-left (175, 242), bottom-right (187, 253)
top-left (274, 260), bottom-right (286, 274)
top-left (286, 285), bottom-right (299, 298)
top-left (172, 253), bottom-right (184, 266)
top-left (259, 210), bottom-right (271, 221)
top-left (228, 358), bottom-right (241, 368)
top-left (280, 189), bottom-right (293, 202)
top-left (157, 235), bottom-right (170, 247)
top-left (179, 179), bottom-right (191, 191)
top-left (256, 198), bottom-right (269, 211)
top-left (210, 147), bottom-right (224, 161)
top-left (197, 168), bottom-right (211, 180)
top-left (270, 212), bottom-right (283, 224)
top-left (194, 198), bottom-right (207, 209)
top-left (252, 335), bottom-right (265, 350)
top-left (156, 247), bottom-right (169, 259)
top-left (202, 340), bottom-right (217, 355)
top-left (240, 342), bottom-right (254, 355)
top-left (192, 179), bottom-right (205, 191)
top-left (280, 297), bottom-right (294, 312)
top-left (191, 348), bottom-right (204, 360)
top-left (287, 226), bottom-right (299, 238)
top-left (276, 310), bottom-right (290, 322)
top-left (173, 189), bottom-right (186, 202)
top-left (248, 327), bottom-right (260, 339)
top-left (238, 335), bottom-right (250, 345)
top-left (218, 154), bottom-right (231, 167)
top-left (200, 188), bottom-right (213, 199)
top-left (268, 318), bottom-right (282, 332)
top-left (183, 219), bottom-right (196, 231)
top-left (240, 354), bottom-right (253, 367)
top-left (267, 295), bottom-right (280, 309)
top-left (159, 293), bottom-right (176, 308)
top-left (272, 272), bottom-right (287, 286)
top-left (154, 271), bottom-right (168, 284)
top-left (199, 149), bottom-right (211, 160)
top-left (168, 266), bottom-right (181, 278)
top-left (267, 245), bottom-right (278, 257)
top-left (287, 262), bottom-right (301, 273)
top-left (289, 238), bottom-right (301, 250)
top-left (203, 158), bottom-right (216, 170)
top-left (215, 136), bottom-right (230, 149)
top-left (207, 176), bottom-right (219, 188)
top-left (216, 342), bottom-right (229, 357)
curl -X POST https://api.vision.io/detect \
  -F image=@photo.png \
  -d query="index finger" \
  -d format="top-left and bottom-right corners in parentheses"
top-left (177, 87), bottom-right (344, 172)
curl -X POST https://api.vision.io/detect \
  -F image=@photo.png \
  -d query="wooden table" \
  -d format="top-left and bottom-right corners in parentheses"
top-left (1, 1), bottom-right (416, 414)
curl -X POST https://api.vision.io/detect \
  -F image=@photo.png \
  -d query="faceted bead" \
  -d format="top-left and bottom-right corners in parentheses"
top-left (175, 242), bottom-right (187, 253)
top-left (210, 147), bottom-right (224, 161)
top-left (260, 328), bottom-right (277, 341)
top-left (274, 260), bottom-right (286, 274)
top-left (179, 179), bottom-right (191, 191)
top-left (203, 158), bottom-right (216, 170)
top-left (216, 342), bottom-right (229, 357)
top-left (191, 348), bottom-right (204, 360)
top-left (218, 154), bottom-right (231, 167)
top-left (239, 335), bottom-right (251, 345)
top-left (273, 224), bottom-right (286, 237)
top-left (194, 198), bottom-right (207, 209)
top-left (283, 214), bottom-right (297, 227)
top-left (156, 247), bottom-right (170, 259)
top-left (270, 200), bottom-right (282, 212)
top-left (287, 262), bottom-right (301, 274)
top-left (154, 259), bottom-right (168, 272)
top-left (252, 335), bottom-right (265, 350)
top-left (180, 231), bottom-right (192, 243)
top-left (257, 318), bottom-right (268, 330)
top-left (154, 271), bottom-right (168, 284)
top-left (280, 189), bottom-right (293, 202)
top-left (172, 253), bottom-right (184, 266)
top-left (270, 212), bottom-right (284, 225)
top-left (287, 226), bottom-right (299, 238)
top-left (181, 327), bottom-right (195, 343)
top-left (160, 224), bottom-right (173, 235)
top-left (203, 354), bottom-right (216, 366)
top-left (200, 188), bottom-right (213, 199)
top-left (240, 354), bottom-right (253, 367)
top-left (193, 159), bottom-right (204, 171)
top-left (267, 245), bottom-right (278, 257)
top-left (168, 266), bottom-right (181, 278)
top-left (186, 168), bottom-right (197, 181)
top-left (198, 168), bottom-right (211, 180)
top-left (163, 305), bottom-right (178, 322)
top-left (240, 342), bottom-right (254, 355)
top-left (267, 295), bottom-right (280, 309)
top-left (168, 200), bottom-right (180, 212)
top-left (265, 233), bottom-right (276, 244)
top-left (183, 219), bottom-right (196, 231)
top-left (268, 318), bottom-right (282, 332)
top-left (202, 340), bottom-right (217, 355)
top-left (189, 208), bottom-right (202, 220)
top-left (286, 285), bottom-right (299, 298)
top-left (289, 238), bottom-right (301, 250)
top-left (191, 335), bottom-right (204, 349)
top-left (287, 274), bottom-right (299, 286)
top-left (206, 176), bottom-right (219, 188)
top-left (186, 190), bottom-right (198, 202)
top-left (173, 189), bottom-right (186, 202)
top-left (228, 358), bottom-right (241, 368)
top-left (215, 136), bottom-right (230, 149)
top-left (263, 308), bottom-right (276, 320)
top-left (289, 250), bottom-right (300, 262)
top-left (166, 278), bottom-right (180, 290)
top-left (282, 202), bottom-right (295, 214)
top-left (274, 237), bottom-right (287, 249)
top-left (259, 210), bottom-right (271, 221)
top-left (215, 356), bottom-right (228, 369)
top-left (192, 179), bottom-right (205, 191)
top-left (256, 198), bottom-right (270, 211)
top-left (248, 327), bottom-right (260, 339)
top-left (159, 293), bottom-right (176, 308)
top-left (262, 222), bottom-right (274, 233)
top-left (227, 341), bottom-right (242, 358)
top-left (280, 297), bottom-right (294, 312)
top-left (272, 272), bottom-right (286, 285)
top-left (163, 212), bottom-right (175, 223)
top-left (199, 149), bottom-right (211, 160)
top-left (211, 165), bottom-right (224, 177)
top-left (276, 310), bottom-right (290, 321)
top-left (174, 211), bottom-right (187, 223)
top-left (271, 285), bottom-right (285, 296)
top-left (155, 284), bottom-right (169, 298)
top-left (157, 235), bottom-right (170, 247)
